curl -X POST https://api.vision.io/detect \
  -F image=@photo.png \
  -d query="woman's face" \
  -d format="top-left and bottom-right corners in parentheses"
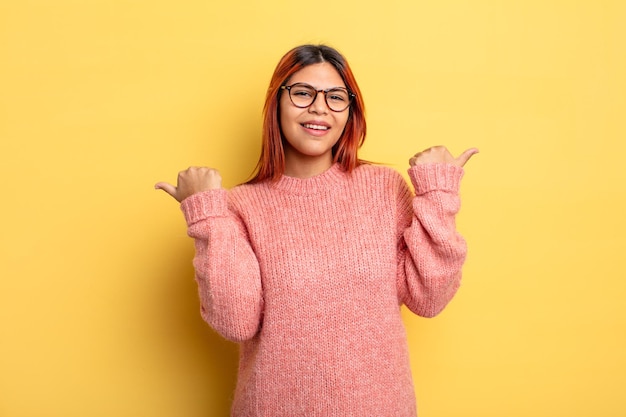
top-left (279, 62), bottom-right (350, 169)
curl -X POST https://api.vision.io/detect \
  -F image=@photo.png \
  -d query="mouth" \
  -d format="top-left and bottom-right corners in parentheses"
top-left (301, 123), bottom-right (330, 131)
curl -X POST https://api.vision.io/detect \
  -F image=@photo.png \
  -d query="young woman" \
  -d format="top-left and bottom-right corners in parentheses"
top-left (156, 44), bottom-right (477, 417)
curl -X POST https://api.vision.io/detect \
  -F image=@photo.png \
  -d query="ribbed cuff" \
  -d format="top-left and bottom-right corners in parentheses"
top-left (408, 164), bottom-right (464, 195)
top-left (180, 189), bottom-right (228, 225)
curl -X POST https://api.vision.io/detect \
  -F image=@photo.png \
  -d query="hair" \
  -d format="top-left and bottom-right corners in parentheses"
top-left (247, 44), bottom-right (367, 183)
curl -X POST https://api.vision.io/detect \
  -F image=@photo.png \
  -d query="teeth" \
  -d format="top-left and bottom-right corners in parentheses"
top-left (303, 124), bottom-right (329, 130)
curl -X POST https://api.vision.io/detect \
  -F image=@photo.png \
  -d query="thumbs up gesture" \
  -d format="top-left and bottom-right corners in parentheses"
top-left (155, 167), bottom-right (223, 203)
top-left (409, 146), bottom-right (479, 167)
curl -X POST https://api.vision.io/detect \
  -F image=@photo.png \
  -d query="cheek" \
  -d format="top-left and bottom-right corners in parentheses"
top-left (337, 113), bottom-right (350, 134)
top-left (279, 104), bottom-right (302, 144)
top-left (279, 97), bottom-right (296, 128)
top-left (278, 105), bottom-right (288, 135)
top-left (279, 107), bottom-right (292, 136)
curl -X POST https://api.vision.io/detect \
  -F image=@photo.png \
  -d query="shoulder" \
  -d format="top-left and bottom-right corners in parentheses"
top-left (224, 182), bottom-right (271, 212)
top-left (352, 163), bottom-right (409, 189)
top-left (354, 162), bottom-right (402, 177)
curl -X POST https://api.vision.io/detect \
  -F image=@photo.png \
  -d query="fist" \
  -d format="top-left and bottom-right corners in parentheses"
top-left (155, 167), bottom-right (222, 202)
top-left (409, 146), bottom-right (478, 167)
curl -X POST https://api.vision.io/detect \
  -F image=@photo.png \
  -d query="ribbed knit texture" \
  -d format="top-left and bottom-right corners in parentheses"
top-left (180, 162), bottom-right (467, 417)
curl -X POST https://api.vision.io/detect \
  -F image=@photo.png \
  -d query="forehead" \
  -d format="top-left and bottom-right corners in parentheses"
top-left (287, 62), bottom-right (346, 89)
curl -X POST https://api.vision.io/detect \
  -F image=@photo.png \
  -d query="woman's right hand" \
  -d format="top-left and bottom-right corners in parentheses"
top-left (155, 167), bottom-right (222, 202)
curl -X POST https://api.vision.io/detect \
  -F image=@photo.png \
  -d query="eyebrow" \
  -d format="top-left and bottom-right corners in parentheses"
top-left (289, 82), bottom-right (348, 90)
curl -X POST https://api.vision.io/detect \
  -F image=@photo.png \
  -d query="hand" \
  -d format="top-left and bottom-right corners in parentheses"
top-left (409, 146), bottom-right (479, 167)
top-left (155, 167), bottom-right (222, 202)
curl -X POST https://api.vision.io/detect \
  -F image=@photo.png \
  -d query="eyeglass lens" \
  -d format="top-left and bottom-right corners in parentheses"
top-left (287, 83), bottom-right (352, 112)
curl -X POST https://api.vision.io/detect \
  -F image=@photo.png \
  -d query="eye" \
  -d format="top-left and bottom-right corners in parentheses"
top-left (290, 84), bottom-right (315, 98)
top-left (328, 94), bottom-right (346, 102)
top-left (293, 90), bottom-right (313, 98)
top-left (327, 89), bottom-right (348, 102)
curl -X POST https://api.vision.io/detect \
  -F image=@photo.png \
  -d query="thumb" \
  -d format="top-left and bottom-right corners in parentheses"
top-left (455, 148), bottom-right (479, 167)
top-left (154, 182), bottom-right (179, 200)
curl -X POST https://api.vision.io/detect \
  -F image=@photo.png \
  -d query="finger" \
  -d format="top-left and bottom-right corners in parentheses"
top-left (408, 151), bottom-right (422, 166)
top-left (455, 148), bottom-right (479, 167)
top-left (154, 182), bottom-right (178, 199)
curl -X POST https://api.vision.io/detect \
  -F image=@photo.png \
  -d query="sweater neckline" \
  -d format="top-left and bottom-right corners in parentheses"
top-left (272, 163), bottom-right (346, 195)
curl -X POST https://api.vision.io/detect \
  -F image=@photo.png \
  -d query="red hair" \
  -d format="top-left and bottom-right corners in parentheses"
top-left (247, 45), bottom-right (367, 183)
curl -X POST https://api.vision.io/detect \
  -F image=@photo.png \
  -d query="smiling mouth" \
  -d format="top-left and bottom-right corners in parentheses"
top-left (302, 123), bottom-right (329, 131)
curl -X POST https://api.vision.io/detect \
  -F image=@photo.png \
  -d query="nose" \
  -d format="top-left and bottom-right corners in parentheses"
top-left (308, 90), bottom-right (329, 114)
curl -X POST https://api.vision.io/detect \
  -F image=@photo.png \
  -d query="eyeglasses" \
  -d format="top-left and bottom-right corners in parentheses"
top-left (280, 83), bottom-right (355, 112)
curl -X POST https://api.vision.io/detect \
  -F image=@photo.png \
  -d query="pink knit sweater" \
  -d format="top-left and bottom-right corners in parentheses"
top-left (180, 162), bottom-right (467, 417)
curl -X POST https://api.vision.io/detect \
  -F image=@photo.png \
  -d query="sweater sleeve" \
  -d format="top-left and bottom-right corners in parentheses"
top-left (180, 189), bottom-right (263, 342)
top-left (396, 163), bottom-right (467, 318)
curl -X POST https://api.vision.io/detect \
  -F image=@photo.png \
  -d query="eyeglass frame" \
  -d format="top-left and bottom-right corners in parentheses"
top-left (280, 83), bottom-right (356, 112)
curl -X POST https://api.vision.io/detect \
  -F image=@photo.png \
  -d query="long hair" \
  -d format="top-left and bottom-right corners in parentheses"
top-left (247, 44), bottom-right (367, 183)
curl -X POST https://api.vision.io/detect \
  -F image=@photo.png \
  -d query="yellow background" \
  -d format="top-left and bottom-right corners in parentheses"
top-left (1, 1), bottom-right (625, 416)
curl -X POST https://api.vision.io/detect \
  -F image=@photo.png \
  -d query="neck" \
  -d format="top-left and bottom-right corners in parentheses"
top-left (283, 152), bottom-right (334, 179)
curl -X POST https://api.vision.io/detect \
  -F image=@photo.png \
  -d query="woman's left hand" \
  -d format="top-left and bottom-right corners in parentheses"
top-left (409, 146), bottom-right (479, 167)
